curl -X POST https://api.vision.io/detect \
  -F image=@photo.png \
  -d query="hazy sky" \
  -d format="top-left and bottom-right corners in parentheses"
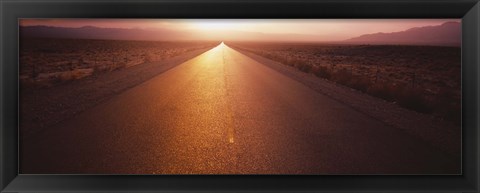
top-left (20, 19), bottom-right (459, 41)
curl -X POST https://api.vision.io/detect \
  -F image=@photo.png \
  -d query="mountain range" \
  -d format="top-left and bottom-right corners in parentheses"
top-left (20, 22), bottom-right (461, 46)
top-left (345, 22), bottom-right (461, 46)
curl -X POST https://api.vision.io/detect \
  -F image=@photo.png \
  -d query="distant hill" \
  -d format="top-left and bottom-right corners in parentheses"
top-left (345, 22), bottom-right (461, 46)
top-left (19, 25), bottom-right (194, 41)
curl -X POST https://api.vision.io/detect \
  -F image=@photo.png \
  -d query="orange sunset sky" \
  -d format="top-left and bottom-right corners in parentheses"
top-left (20, 19), bottom-right (460, 41)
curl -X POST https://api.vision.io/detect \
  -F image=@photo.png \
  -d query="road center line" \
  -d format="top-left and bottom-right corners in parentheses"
top-left (222, 44), bottom-right (235, 144)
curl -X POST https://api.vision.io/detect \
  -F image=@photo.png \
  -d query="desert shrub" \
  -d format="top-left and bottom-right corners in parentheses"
top-left (56, 68), bottom-right (94, 82)
top-left (144, 54), bottom-right (154, 63)
top-left (93, 64), bottom-right (109, 74)
top-left (299, 63), bottom-right (313, 73)
top-left (111, 63), bottom-right (124, 71)
top-left (366, 81), bottom-right (398, 101)
top-left (332, 68), bottom-right (351, 85)
top-left (293, 62), bottom-right (303, 69)
top-left (283, 58), bottom-right (293, 66)
top-left (348, 75), bottom-right (370, 92)
top-left (312, 66), bottom-right (331, 79)
top-left (287, 58), bottom-right (300, 67)
top-left (396, 87), bottom-right (433, 113)
top-left (262, 52), bottom-right (275, 61)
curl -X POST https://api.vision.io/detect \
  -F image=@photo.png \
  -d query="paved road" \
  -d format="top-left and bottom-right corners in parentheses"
top-left (21, 43), bottom-right (459, 174)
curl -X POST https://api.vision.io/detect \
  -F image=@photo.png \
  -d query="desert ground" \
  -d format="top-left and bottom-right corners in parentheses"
top-left (20, 40), bottom-right (461, 174)
top-left (20, 38), bottom-right (219, 87)
top-left (227, 42), bottom-right (461, 124)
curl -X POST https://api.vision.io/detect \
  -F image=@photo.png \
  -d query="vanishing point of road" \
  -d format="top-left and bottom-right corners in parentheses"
top-left (22, 43), bottom-right (459, 174)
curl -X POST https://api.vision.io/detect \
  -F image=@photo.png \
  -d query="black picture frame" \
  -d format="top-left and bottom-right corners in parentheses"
top-left (1, 0), bottom-right (479, 192)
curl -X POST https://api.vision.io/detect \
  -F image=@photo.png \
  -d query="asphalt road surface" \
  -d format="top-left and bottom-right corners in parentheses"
top-left (21, 43), bottom-right (459, 174)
